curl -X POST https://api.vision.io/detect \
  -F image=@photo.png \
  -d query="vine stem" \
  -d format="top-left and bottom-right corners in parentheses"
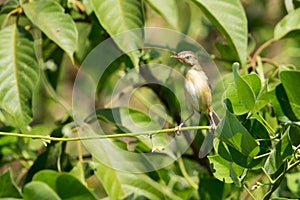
top-left (243, 184), bottom-right (257, 200)
top-left (177, 156), bottom-right (198, 189)
top-left (0, 126), bottom-right (211, 142)
top-left (250, 38), bottom-right (276, 69)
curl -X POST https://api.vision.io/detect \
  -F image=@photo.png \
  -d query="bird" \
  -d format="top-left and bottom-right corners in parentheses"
top-left (171, 51), bottom-right (219, 134)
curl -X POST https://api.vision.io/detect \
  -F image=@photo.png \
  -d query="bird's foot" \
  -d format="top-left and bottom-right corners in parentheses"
top-left (210, 123), bottom-right (216, 131)
top-left (174, 123), bottom-right (183, 136)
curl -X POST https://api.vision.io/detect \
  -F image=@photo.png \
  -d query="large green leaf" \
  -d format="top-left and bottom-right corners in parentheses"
top-left (89, 0), bottom-right (144, 67)
top-left (23, 0), bottom-right (78, 62)
top-left (274, 8), bottom-right (300, 40)
top-left (233, 63), bottom-right (256, 111)
top-left (23, 181), bottom-right (61, 200)
top-left (0, 170), bottom-right (22, 198)
top-left (198, 177), bottom-right (232, 199)
top-left (209, 155), bottom-right (243, 184)
top-left (94, 159), bottom-right (181, 200)
top-left (279, 70), bottom-right (300, 120)
top-left (145, 0), bottom-right (178, 29)
top-left (0, 24), bottom-right (38, 132)
top-left (191, 0), bottom-right (248, 64)
top-left (56, 174), bottom-right (97, 200)
top-left (216, 110), bottom-right (260, 167)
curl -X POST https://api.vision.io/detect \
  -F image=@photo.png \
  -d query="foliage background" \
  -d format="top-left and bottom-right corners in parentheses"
top-left (0, 0), bottom-right (300, 199)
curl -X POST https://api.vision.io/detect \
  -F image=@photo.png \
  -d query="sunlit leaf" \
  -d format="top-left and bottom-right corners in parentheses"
top-left (0, 24), bottom-right (38, 132)
top-left (192, 0), bottom-right (248, 64)
top-left (23, 0), bottom-right (78, 62)
top-left (23, 181), bottom-right (60, 200)
top-left (94, 159), bottom-right (180, 200)
top-left (209, 155), bottom-right (243, 184)
top-left (274, 8), bottom-right (300, 40)
top-left (233, 63), bottom-right (256, 111)
top-left (89, 0), bottom-right (144, 68)
top-left (145, 0), bottom-right (178, 29)
top-left (216, 110), bottom-right (260, 167)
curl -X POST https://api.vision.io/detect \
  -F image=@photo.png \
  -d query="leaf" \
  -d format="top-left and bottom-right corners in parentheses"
top-left (23, 0), bottom-right (78, 62)
top-left (56, 174), bottom-right (97, 200)
top-left (286, 172), bottom-right (300, 195)
top-left (216, 110), bottom-right (260, 167)
top-left (264, 128), bottom-right (293, 174)
top-left (198, 177), bottom-right (232, 199)
top-left (192, 0), bottom-right (248, 64)
top-left (0, 24), bottom-right (38, 132)
top-left (94, 159), bottom-right (180, 200)
top-left (243, 74), bottom-right (261, 98)
top-left (90, 0), bottom-right (144, 68)
top-left (224, 83), bottom-right (248, 115)
top-left (23, 181), bottom-right (61, 200)
top-left (274, 8), bottom-right (300, 40)
top-left (0, 170), bottom-right (22, 198)
top-left (32, 170), bottom-right (60, 192)
top-left (279, 70), bottom-right (300, 120)
top-left (233, 63), bottom-right (256, 111)
top-left (209, 155), bottom-right (243, 184)
top-left (276, 84), bottom-right (299, 121)
top-left (145, 0), bottom-right (178, 29)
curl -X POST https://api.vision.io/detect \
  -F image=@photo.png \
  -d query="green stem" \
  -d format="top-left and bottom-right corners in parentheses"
top-left (261, 167), bottom-right (274, 184)
top-left (177, 156), bottom-right (198, 190)
top-left (243, 184), bottom-right (257, 200)
top-left (0, 125), bottom-right (211, 142)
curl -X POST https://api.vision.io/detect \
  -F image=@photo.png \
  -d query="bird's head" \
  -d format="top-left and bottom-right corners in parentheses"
top-left (171, 51), bottom-right (199, 67)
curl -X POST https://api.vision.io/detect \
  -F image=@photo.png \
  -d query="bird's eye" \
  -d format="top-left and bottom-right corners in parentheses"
top-left (185, 56), bottom-right (191, 59)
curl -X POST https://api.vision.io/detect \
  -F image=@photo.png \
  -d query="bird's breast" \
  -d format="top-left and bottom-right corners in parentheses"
top-left (184, 69), bottom-right (212, 112)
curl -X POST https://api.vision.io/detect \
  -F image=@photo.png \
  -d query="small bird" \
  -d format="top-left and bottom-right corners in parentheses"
top-left (171, 51), bottom-right (219, 133)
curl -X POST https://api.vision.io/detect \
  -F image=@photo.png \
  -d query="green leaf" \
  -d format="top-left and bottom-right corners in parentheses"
top-left (191, 0), bottom-right (248, 64)
top-left (276, 84), bottom-right (299, 121)
top-left (216, 110), bottom-right (260, 167)
top-left (0, 24), bottom-right (38, 132)
top-left (145, 0), bottom-right (178, 29)
top-left (224, 83), bottom-right (248, 115)
top-left (274, 8), bottom-right (300, 40)
top-left (286, 172), bottom-right (300, 195)
top-left (56, 174), bottom-right (97, 200)
top-left (94, 159), bottom-right (180, 200)
top-left (198, 177), bottom-right (232, 200)
top-left (32, 170), bottom-right (60, 192)
top-left (264, 128), bottom-right (293, 174)
top-left (279, 70), bottom-right (300, 120)
top-left (90, 0), bottom-right (144, 68)
top-left (23, 0), bottom-right (78, 62)
top-left (233, 63), bottom-right (256, 111)
top-left (243, 74), bottom-right (261, 98)
top-left (0, 170), bottom-right (22, 198)
top-left (23, 181), bottom-right (61, 200)
top-left (209, 155), bottom-right (243, 184)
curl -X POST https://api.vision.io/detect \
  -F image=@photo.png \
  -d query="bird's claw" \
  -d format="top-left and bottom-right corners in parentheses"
top-left (210, 123), bottom-right (216, 131)
top-left (174, 125), bottom-right (182, 136)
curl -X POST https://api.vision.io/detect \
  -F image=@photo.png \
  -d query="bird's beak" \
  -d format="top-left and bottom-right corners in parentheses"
top-left (170, 54), bottom-right (179, 59)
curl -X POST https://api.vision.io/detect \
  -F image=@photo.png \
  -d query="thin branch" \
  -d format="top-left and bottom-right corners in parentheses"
top-left (177, 156), bottom-right (198, 190)
top-left (243, 184), bottom-right (257, 200)
top-left (250, 39), bottom-right (276, 69)
top-left (0, 126), bottom-right (211, 142)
